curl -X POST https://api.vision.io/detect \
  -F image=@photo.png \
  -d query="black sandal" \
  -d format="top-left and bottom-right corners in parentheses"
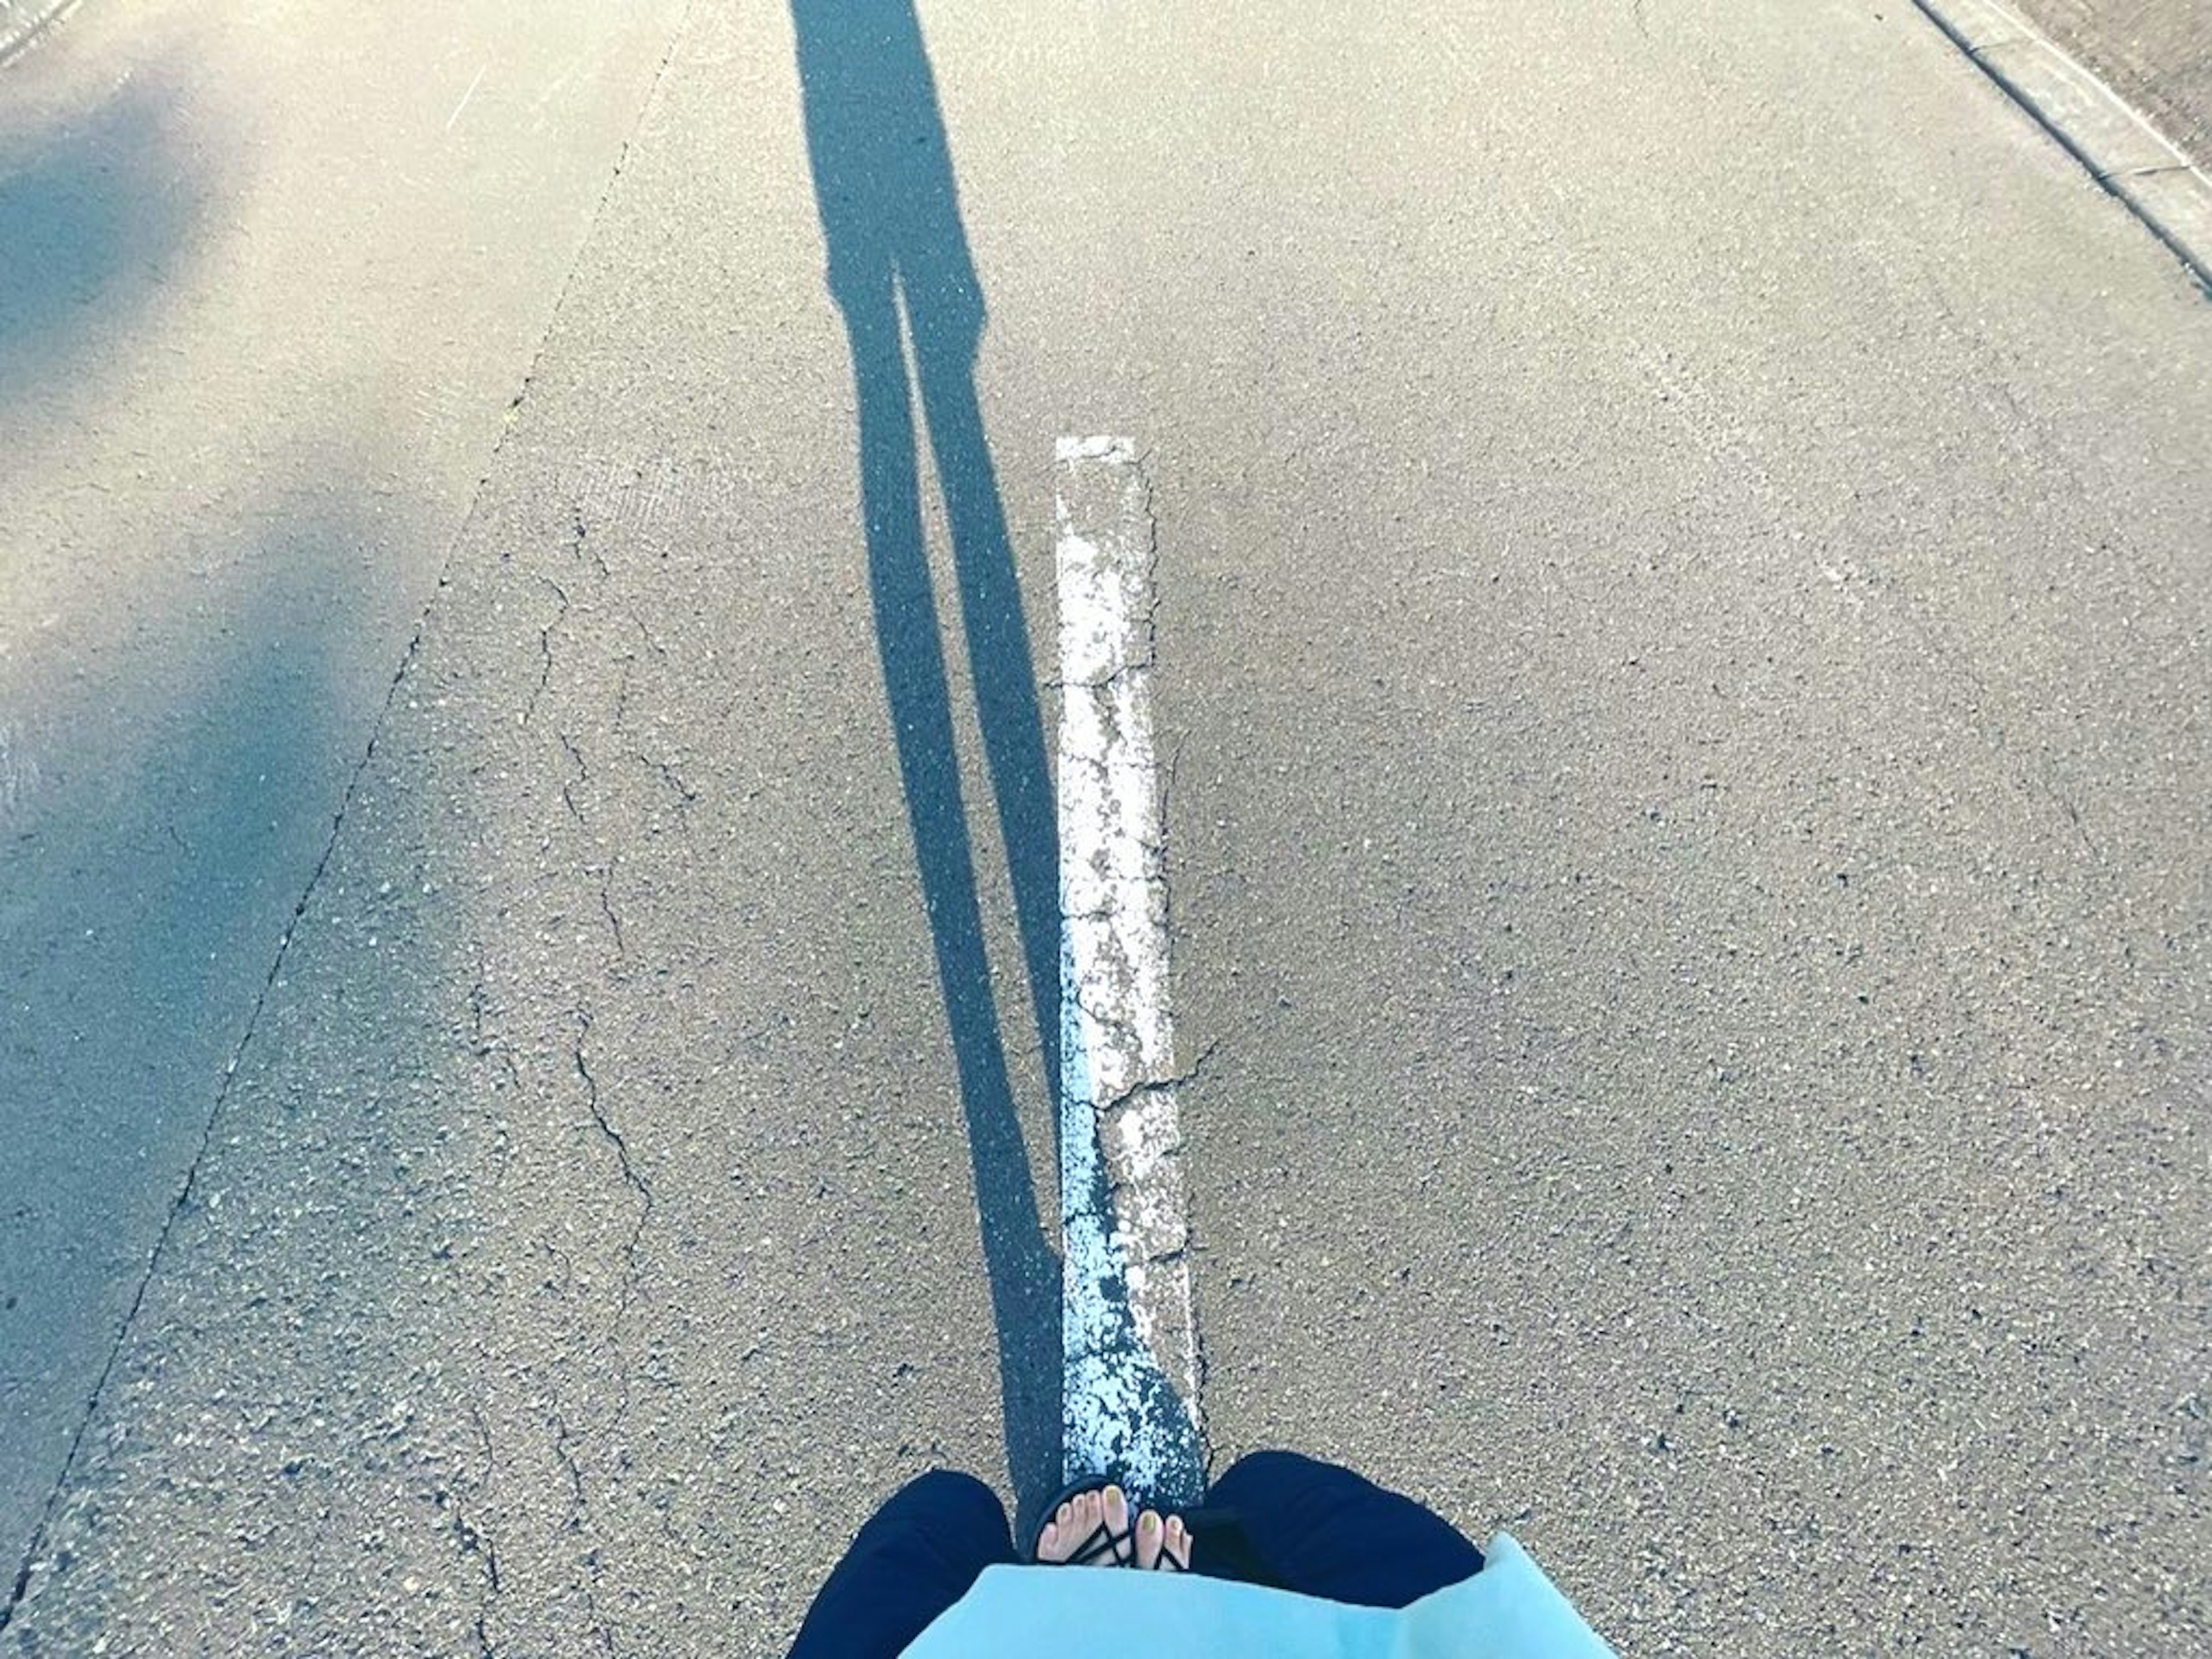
top-left (1025, 1475), bottom-right (1134, 1567)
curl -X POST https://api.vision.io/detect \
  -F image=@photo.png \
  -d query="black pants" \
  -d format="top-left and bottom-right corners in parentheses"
top-left (787, 1451), bottom-right (1485, 1658)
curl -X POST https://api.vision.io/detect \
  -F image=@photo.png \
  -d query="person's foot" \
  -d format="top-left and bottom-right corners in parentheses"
top-left (1036, 1484), bottom-right (1133, 1566)
top-left (1135, 1509), bottom-right (1191, 1571)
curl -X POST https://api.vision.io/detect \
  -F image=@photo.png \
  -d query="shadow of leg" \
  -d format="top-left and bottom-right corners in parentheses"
top-left (910, 338), bottom-right (1063, 1090)
top-left (842, 291), bottom-right (1062, 1512)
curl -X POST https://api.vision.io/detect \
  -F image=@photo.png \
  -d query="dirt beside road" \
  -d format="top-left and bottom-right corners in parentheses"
top-left (2012, 0), bottom-right (2212, 162)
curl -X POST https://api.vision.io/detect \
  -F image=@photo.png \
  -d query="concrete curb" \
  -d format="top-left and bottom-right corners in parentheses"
top-left (1915, 0), bottom-right (2212, 294)
top-left (0, 0), bottom-right (82, 70)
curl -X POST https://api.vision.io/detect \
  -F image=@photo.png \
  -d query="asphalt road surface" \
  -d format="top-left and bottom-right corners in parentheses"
top-left (3, 1), bottom-right (2208, 1654)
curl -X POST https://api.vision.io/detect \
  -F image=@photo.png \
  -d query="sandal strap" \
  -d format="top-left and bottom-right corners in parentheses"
top-left (1067, 1519), bottom-right (1134, 1567)
top-left (1025, 1474), bottom-right (1134, 1565)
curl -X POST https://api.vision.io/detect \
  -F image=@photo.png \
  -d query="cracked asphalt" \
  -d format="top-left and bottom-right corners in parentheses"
top-left (4, 1), bottom-right (2210, 1654)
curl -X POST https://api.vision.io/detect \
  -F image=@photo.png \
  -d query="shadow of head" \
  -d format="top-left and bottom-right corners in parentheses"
top-left (787, 0), bottom-right (984, 346)
top-left (0, 69), bottom-right (212, 400)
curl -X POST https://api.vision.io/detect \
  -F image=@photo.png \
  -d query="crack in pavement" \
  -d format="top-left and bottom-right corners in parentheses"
top-left (427, 1473), bottom-right (501, 1659)
top-left (1096, 1036), bottom-right (1221, 1127)
top-left (457, 1403), bottom-right (504, 1659)
top-left (644, 753), bottom-right (698, 808)
top-left (626, 608), bottom-right (669, 661)
top-left (546, 1399), bottom-right (620, 1656)
top-left (526, 574), bottom-right (573, 728)
top-left (573, 502), bottom-right (610, 584)
top-left (558, 730), bottom-right (590, 826)
top-left (596, 862), bottom-right (629, 959)
top-left (467, 962), bottom-right (528, 1183)
top-left (572, 1007), bottom-right (654, 1320)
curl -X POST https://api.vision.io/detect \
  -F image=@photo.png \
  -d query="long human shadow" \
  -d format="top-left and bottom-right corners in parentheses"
top-left (790, 0), bottom-right (1063, 1512)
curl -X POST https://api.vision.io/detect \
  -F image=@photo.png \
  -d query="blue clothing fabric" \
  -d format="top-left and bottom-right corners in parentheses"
top-left (789, 1453), bottom-right (1494, 1658)
top-left (903, 1533), bottom-right (1616, 1658)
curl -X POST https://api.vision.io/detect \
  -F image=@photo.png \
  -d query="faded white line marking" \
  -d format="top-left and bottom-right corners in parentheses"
top-left (0, 721), bottom-right (42, 825)
top-left (1056, 435), bottom-right (1205, 1503)
top-left (445, 63), bottom-right (488, 133)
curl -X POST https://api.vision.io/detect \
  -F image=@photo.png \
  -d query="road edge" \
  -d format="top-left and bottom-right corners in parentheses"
top-left (1914, 0), bottom-right (2212, 294)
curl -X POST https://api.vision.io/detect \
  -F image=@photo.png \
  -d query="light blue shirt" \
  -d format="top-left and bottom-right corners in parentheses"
top-left (904, 1533), bottom-right (1616, 1657)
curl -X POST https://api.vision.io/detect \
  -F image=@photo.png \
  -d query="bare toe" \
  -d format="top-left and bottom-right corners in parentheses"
top-left (1135, 1508), bottom-right (1165, 1569)
top-left (1037, 1499), bottom-right (1074, 1564)
top-left (1100, 1484), bottom-right (1132, 1564)
top-left (1164, 1515), bottom-right (1191, 1570)
top-left (1040, 1486), bottom-right (1137, 1567)
top-left (1067, 1491), bottom-right (1100, 1563)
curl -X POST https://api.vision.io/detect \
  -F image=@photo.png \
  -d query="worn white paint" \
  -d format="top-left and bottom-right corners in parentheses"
top-left (445, 63), bottom-right (488, 132)
top-left (1055, 435), bottom-right (1205, 1503)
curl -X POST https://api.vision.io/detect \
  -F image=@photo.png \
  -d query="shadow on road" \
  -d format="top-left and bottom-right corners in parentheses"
top-left (0, 483), bottom-right (387, 1632)
top-left (0, 70), bottom-right (207, 403)
top-left (790, 0), bottom-right (1064, 1512)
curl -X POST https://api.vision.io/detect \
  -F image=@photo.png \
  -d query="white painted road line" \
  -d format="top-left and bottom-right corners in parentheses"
top-left (445, 63), bottom-right (490, 134)
top-left (1054, 435), bottom-right (1206, 1505)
